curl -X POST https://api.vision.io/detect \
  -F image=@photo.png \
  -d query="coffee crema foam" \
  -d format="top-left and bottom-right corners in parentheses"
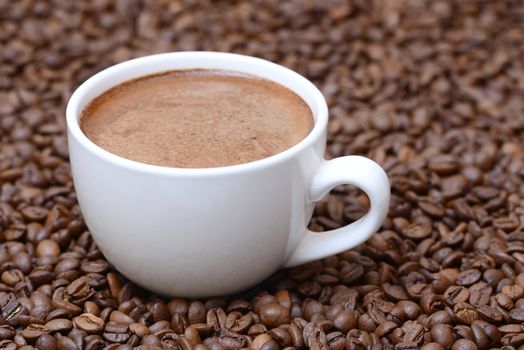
top-left (80, 69), bottom-right (314, 168)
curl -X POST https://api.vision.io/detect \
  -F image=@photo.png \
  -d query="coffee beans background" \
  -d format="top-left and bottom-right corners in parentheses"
top-left (1, 0), bottom-right (524, 349)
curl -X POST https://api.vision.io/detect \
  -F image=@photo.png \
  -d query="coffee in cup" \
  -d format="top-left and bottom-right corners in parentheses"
top-left (80, 69), bottom-right (314, 168)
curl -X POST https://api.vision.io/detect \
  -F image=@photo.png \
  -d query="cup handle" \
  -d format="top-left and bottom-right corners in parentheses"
top-left (283, 156), bottom-right (390, 268)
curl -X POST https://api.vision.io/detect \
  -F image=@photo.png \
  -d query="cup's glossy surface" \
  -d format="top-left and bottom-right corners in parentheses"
top-left (67, 52), bottom-right (390, 297)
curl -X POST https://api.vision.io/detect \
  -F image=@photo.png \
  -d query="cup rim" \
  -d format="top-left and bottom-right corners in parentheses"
top-left (66, 51), bottom-right (328, 176)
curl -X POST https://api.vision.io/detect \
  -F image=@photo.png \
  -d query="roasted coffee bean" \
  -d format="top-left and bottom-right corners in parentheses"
top-left (339, 263), bottom-right (364, 283)
top-left (150, 301), bottom-right (170, 323)
top-left (171, 312), bottom-right (188, 333)
top-left (456, 270), bottom-right (482, 287)
top-left (509, 308), bottom-right (524, 322)
top-left (206, 309), bottom-right (226, 331)
top-left (51, 288), bottom-right (81, 315)
top-left (73, 313), bottom-right (105, 333)
top-left (84, 302), bottom-right (100, 317)
top-left (109, 311), bottom-right (134, 326)
top-left (103, 322), bottom-right (130, 343)
top-left (44, 318), bottom-right (72, 333)
top-left (35, 240), bottom-right (60, 258)
top-left (451, 339), bottom-right (478, 350)
top-left (187, 301), bottom-right (206, 324)
top-left (218, 331), bottom-right (248, 349)
top-left (251, 334), bottom-right (272, 350)
top-left (421, 293), bottom-right (445, 314)
top-left (403, 322), bottom-right (426, 345)
top-left (421, 343), bottom-right (445, 350)
top-left (332, 310), bottom-right (356, 333)
top-left (454, 303), bottom-right (479, 325)
top-left (69, 329), bottom-right (87, 350)
top-left (35, 333), bottom-right (57, 350)
top-left (259, 303), bottom-right (290, 328)
top-left (397, 301), bottom-right (421, 320)
top-left (502, 285), bottom-right (524, 300)
top-left (430, 324), bottom-right (454, 349)
top-left (326, 331), bottom-right (345, 350)
top-left (129, 323), bottom-right (150, 338)
top-left (56, 336), bottom-right (79, 350)
top-left (20, 324), bottom-right (47, 341)
top-left (402, 223), bottom-right (432, 240)
top-left (375, 321), bottom-right (397, 337)
top-left (444, 286), bottom-right (470, 306)
top-left (0, 325), bottom-right (16, 339)
top-left (66, 276), bottom-right (93, 304)
top-left (470, 322), bottom-right (488, 349)
top-left (477, 304), bottom-right (504, 323)
top-left (149, 320), bottom-right (170, 334)
top-left (46, 309), bottom-right (75, 322)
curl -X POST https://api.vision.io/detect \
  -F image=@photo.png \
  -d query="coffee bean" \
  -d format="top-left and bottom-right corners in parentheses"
top-left (206, 308), bottom-right (226, 331)
top-left (252, 334), bottom-right (272, 350)
top-left (51, 288), bottom-right (81, 315)
top-left (421, 293), bottom-right (445, 314)
top-left (429, 155), bottom-right (459, 175)
top-left (477, 304), bottom-right (504, 323)
top-left (0, 325), bottom-right (16, 339)
top-left (259, 304), bottom-right (290, 328)
top-left (44, 318), bottom-right (72, 333)
top-left (425, 310), bottom-right (453, 329)
top-left (135, 345), bottom-right (162, 350)
top-left (451, 339), bottom-right (478, 350)
top-left (129, 322), bottom-right (149, 338)
top-left (332, 310), bottom-right (356, 333)
top-left (66, 276), bottom-right (93, 304)
top-left (84, 302), bottom-right (100, 317)
top-left (36, 240), bottom-right (60, 258)
top-left (403, 322), bottom-right (426, 345)
top-left (375, 321), bottom-right (397, 337)
top-left (469, 282), bottom-right (491, 307)
top-left (187, 301), bottom-right (206, 324)
top-left (499, 324), bottom-right (522, 334)
top-left (454, 303), bottom-right (479, 325)
top-left (383, 283), bottom-right (409, 301)
top-left (35, 334), bottom-right (56, 350)
top-left (21, 324), bottom-right (47, 341)
top-left (444, 286), bottom-right (470, 306)
top-left (430, 324), bottom-right (454, 349)
top-left (397, 301), bottom-right (421, 320)
top-left (73, 313), bottom-right (105, 333)
top-left (80, 260), bottom-right (109, 274)
top-left (326, 331), bottom-right (345, 350)
top-left (402, 223), bottom-right (432, 240)
top-left (46, 309), bottom-right (75, 322)
top-left (56, 336), bottom-right (79, 350)
top-left (502, 285), bottom-right (524, 300)
top-left (171, 312), bottom-right (188, 333)
top-left (109, 311), bottom-right (134, 326)
top-left (149, 301), bottom-right (169, 323)
top-left (456, 270), bottom-right (482, 287)
top-left (509, 308), bottom-right (524, 322)
top-left (396, 341), bottom-right (419, 350)
top-left (148, 320), bottom-right (170, 333)
top-left (339, 262), bottom-right (364, 283)
top-left (103, 322), bottom-right (130, 343)
top-left (421, 343), bottom-right (445, 350)
top-left (470, 321), bottom-right (489, 349)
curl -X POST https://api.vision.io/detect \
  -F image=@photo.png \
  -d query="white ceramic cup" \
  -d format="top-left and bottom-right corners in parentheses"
top-left (66, 52), bottom-right (390, 297)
